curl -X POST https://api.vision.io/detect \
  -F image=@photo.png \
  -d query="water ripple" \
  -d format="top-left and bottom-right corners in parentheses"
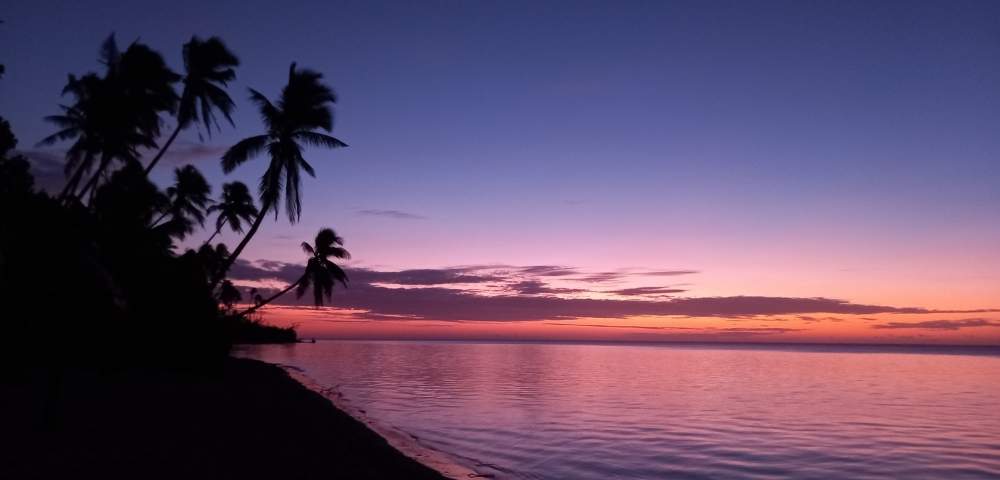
top-left (240, 342), bottom-right (1000, 479)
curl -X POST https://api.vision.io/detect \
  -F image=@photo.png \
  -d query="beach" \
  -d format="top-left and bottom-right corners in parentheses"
top-left (0, 358), bottom-right (447, 480)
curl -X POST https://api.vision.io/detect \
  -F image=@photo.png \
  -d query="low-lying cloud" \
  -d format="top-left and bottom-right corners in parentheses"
top-left (872, 319), bottom-right (1000, 330)
top-left (610, 286), bottom-right (687, 297)
top-left (227, 260), bottom-right (985, 323)
top-left (357, 209), bottom-right (426, 220)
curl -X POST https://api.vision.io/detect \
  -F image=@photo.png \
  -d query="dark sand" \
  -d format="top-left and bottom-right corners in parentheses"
top-left (0, 358), bottom-right (446, 479)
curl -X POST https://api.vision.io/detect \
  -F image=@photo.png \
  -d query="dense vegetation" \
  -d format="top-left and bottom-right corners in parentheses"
top-left (0, 35), bottom-right (349, 370)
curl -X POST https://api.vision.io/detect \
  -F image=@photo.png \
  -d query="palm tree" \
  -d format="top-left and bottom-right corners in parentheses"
top-left (214, 63), bottom-right (347, 285)
top-left (239, 228), bottom-right (349, 315)
top-left (144, 36), bottom-right (239, 175)
top-left (152, 164), bottom-right (211, 239)
top-left (194, 242), bottom-right (230, 287)
top-left (204, 181), bottom-right (258, 245)
top-left (39, 73), bottom-right (105, 200)
top-left (218, 280), bottom-right (242, 313)
top-left (249, 288), bottom-right (263, 308)
top-left (41, 35), bottom-right (179, 201)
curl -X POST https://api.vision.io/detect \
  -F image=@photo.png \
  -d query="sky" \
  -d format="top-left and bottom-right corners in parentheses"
top-left (2, 0), bottom-right (999, 344)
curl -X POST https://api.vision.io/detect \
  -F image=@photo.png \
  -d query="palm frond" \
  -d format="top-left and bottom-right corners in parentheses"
top-left (248, 88), bottom-right (279, 129)
top-left (293, 131), bottom-right (348, 150)
top-left (221, 135), bottom-right (269, 173)
top-left (323, 259), bottom-right (349, 287)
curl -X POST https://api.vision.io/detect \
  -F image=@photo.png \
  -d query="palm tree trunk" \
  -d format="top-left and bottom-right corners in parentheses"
top-left (150, 210), bottom-right (171, 228)
top-left (77, 154), bottom-right (112, 201)
top-left (144, 122), bottom-right (183, 175)
top-left (58, 163), bottom-right (88, 202)
top-left (211, 200), bottom-right (271, 289)
top-left (205, 227), bottom-right (222, 245)
top-left (204, 218), bottom-right (227, 245)
top-left (238, 274), bottom-right (303, 316)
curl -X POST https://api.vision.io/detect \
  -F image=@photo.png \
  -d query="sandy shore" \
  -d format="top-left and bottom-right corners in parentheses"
top-left (0, 358), bottom-right (449, 479)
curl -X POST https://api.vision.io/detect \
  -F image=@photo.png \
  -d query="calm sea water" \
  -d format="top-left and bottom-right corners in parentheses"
top-left (239, 341), bottom-right (1000, 479)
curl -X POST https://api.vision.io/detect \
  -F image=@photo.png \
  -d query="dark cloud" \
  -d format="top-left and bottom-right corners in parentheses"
top-left (573, 271), bottom-right (625, 283)
top-left (161, 142), bottom-right (228, 165)
top-left (569, 269), bottom-right (698, 284)
top-left (357, 209), bottom-right (426, 220)
top-left (546, 323), bottom-right (803, 338)
top-left (518, 265), bottom-right (578, 277)
top-left (872, 319), bottom-right (1000, 330)
top-left (508, 280), bottom-right (585, 295)
top-left (609, 286), bottom-right (686, 297)
top-left (547, 323), bottom-right (702, 331)
top-left (366, 268), bottom-right (504, 285)
top-left (230, 261), bottom-right (503, 286)
top-left (19, 149), bottom-right (66, 192)
top-left (19, 143), bottom-right (224, 193)
top-left (797, 315), bottom-right (845, 323)
top-left (227, 261), bottom-right (974, 322)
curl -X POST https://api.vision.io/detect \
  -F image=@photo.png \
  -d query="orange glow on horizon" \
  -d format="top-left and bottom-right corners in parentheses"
top-left (252, 306), bottom-right (1000, 346)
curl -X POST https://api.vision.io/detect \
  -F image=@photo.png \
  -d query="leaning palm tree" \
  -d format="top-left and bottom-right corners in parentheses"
top-left (213, 63), bottom-right (347, 285)
top-left (204, 181), bottom-right (258, 245)
top-left (239, 228), bottom-right (349, 315)
top-left (152, 164), bottom-right (212, 239)
top-left (144, 36), bottom-right (239, 175)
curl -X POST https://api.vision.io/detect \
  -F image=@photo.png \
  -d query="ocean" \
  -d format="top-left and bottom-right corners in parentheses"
top-left (238, 341), bottom-right (1000, 479)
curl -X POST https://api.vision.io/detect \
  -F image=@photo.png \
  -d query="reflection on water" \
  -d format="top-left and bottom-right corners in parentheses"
top-left (240, 341), bottom-right (1000, 479)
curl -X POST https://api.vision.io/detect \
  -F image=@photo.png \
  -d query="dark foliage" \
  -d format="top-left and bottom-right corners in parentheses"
top-left (205, 181), bottom-right (258, 244)
top-left (39, 35), bottom-right (180, 200)
top-left (0, 33), bottom-right (352, 374)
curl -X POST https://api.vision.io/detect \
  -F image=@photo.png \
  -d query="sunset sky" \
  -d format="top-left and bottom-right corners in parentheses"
top-left (3, 0), bottom-right (999, 344)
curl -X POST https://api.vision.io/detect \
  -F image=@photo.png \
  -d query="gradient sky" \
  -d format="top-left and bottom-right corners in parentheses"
top-left (3, 0), bottom-right (999, 343)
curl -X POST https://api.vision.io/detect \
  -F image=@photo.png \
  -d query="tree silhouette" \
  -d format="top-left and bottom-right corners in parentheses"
top-left (153, 164), bottom-right (212, 240)
top-left (218, 280), bottom-right (242, 312)
top-left (249, 288), bottom-right (263, 307)
top-left (204, 181), bottom-right (258, 245)
top-left (4, 33), bottom-right (352, 363)
top-left (144, 36), bottom-right (239, 175)
top-left (193, 242), bottom-right (231, 288)
top-left (41, 35), bottom-right (179, 201)
top-left (214, 63), bottom-right (347, 285)
top-left (40, 73), bottom-right (122, 200)
top-left (240, 228), bottom-right (349, 315)
top-left (0, 117), bottom-right (34, 196)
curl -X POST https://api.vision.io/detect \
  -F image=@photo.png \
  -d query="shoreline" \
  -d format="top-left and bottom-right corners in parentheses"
top-left (0, 357), bottom-right (452, 479)
top-left (275, 363), bottom-right (485, 479)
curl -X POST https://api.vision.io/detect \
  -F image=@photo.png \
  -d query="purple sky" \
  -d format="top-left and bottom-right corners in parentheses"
top-left (2, 0), bottom-right (999, 342)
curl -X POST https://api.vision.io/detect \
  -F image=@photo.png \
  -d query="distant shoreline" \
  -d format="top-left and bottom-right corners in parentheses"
top-left (255, 338), bottom-right (1000, 356)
